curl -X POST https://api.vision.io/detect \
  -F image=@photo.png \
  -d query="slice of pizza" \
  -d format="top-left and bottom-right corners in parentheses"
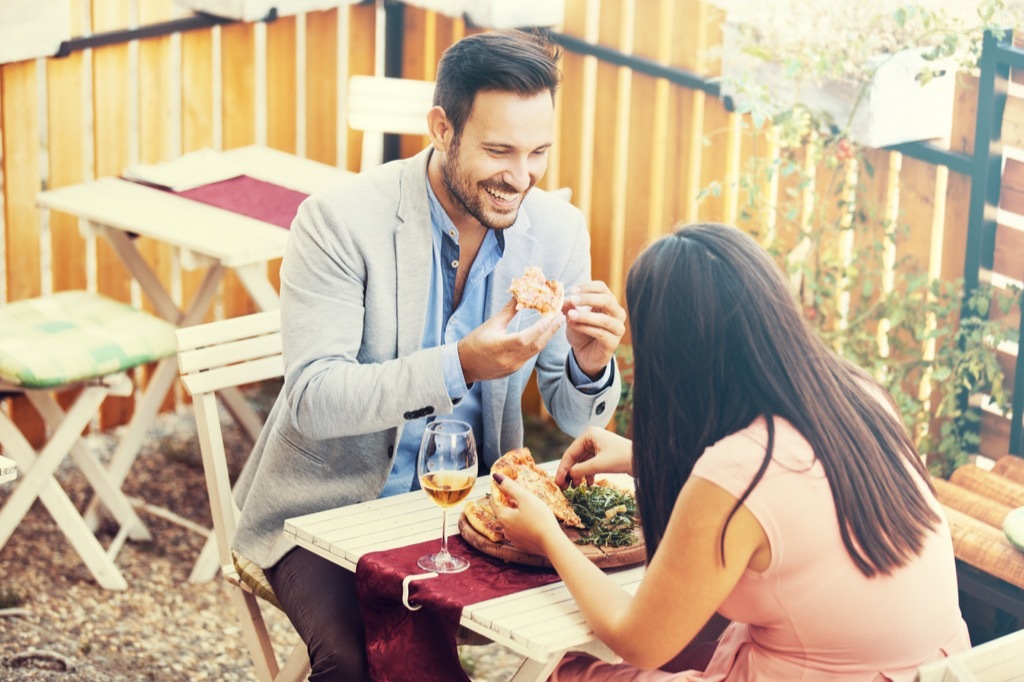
top-left (464, 499), bottom-right (506, 543)
top-left (490, 447), bottom-right (584, 528)
top-left (508, 266), bottom-right (565, 317)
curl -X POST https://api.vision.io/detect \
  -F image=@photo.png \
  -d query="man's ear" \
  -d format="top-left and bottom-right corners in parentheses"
top-left (427, 106), bottom-right (454, 152)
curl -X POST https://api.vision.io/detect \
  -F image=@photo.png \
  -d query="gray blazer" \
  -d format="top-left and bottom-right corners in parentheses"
top-left (232, 147), bottom-right (621, 568)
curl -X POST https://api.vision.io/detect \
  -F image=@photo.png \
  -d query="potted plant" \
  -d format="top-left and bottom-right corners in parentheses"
top-left (714, 0), bottom-right (1020, 147)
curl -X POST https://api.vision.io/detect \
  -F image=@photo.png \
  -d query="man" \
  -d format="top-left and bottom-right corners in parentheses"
top-left (231, 29), bottom-right (625, 681)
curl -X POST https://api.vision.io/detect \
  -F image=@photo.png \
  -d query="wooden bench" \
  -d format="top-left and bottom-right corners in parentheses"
top-left (932, 456), bottom-right (1024, 626)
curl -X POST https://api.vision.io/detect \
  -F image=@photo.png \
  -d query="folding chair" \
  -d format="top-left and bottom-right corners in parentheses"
top-left (0, 291), bottom-right (177, 589)
top-left (176, 310), bottom-right (309, 682)
top-left (347, 75), bottom-right (435, 170)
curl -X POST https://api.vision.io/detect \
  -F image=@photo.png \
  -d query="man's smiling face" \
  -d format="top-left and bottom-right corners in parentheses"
top-left (439, 89), bottom-right (554, 231)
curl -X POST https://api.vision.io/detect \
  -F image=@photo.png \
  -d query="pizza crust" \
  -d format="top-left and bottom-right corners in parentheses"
top-left (464, 500), bottom-right (505, 543)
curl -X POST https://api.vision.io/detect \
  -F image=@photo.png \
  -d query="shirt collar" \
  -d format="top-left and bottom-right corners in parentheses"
top-left (425, 171), bottom-right (506, 253)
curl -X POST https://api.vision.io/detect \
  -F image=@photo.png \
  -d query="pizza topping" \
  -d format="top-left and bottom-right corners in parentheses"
top-left (564, 481), bottom-right (639, 547)
top-left (508, 266), bottom-right (564, 317)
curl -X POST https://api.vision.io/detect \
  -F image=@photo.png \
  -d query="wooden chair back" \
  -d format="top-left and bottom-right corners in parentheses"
top-left (347, 75), bottom-right (435, 170)
top-left (176, 311), bottom-right (308, 682)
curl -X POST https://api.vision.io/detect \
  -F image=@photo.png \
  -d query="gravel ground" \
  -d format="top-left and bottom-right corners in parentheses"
top-left (0, 383), bottom-right (573, 681)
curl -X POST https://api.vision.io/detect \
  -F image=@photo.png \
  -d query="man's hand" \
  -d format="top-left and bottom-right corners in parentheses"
top-left (563, 280), bottom-right (626, 379)
top-left (459, 299), bottom-right (564, 384)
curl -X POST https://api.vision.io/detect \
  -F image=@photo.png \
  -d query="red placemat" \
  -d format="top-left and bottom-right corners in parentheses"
top-left (123, 174), bottom-right (309, 229)
top-left (355, 535), bottom-right (563, 682)
top-left (174, 175), bottom-right (308, 229)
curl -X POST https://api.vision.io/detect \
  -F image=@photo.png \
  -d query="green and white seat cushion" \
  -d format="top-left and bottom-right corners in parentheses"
top-left (0, 291), bottom-right (177, 389)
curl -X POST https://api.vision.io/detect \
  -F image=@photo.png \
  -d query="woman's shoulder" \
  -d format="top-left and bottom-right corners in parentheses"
top-left (694, 417), bottom-right (816, 481)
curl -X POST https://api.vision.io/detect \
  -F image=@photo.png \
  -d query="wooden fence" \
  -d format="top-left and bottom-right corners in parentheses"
top-left (0, 0), bottom-right (1019, 460)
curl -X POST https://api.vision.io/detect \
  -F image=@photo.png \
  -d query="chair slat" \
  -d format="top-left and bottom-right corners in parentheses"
top-left (175, 310), bottom-right (281, 351)
top-left (347, 75), bottom-right (434, 136)
top-left (181, 356), bottom-right (285, 397)
top-left (177, 333), bottom-right (282, 374)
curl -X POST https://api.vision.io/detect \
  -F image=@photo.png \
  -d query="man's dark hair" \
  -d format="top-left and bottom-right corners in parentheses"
top-left (433, 29), bottom-right (561, 136)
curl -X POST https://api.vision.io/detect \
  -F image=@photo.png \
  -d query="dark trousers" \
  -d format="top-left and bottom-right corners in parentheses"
top-left (264, 547), bottom-right (372, 682)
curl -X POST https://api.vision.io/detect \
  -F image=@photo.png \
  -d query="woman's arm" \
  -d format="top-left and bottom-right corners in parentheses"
top-left (493, 474), bottom-right (769, 669)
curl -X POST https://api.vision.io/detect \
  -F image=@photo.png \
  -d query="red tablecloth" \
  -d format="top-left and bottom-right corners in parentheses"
top-left (174, 175), bottom-right (308, 229)
top-left (355, 535), bottom-right (563, 682)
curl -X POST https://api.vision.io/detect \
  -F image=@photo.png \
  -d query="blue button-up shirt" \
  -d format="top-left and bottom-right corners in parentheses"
top-left (380, 177), bottom-right (610, 497)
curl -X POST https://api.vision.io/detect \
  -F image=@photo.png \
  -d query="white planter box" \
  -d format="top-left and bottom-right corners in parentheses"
top-left (175, 0), bottom-right (358, 22)
top-left (402, 0), bottom-right (564, 28)
top-left (0, 0), bottom-right (70, 65)
top-left (720, 23), bottom-right (956, 149)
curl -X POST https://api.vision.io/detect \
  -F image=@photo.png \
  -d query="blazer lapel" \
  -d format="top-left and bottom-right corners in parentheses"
top-left (395, 149), bottom-right (434, 356)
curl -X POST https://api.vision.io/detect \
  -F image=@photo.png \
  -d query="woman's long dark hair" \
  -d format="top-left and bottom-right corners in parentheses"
top-left (627, 223), bottom-right (939, 577)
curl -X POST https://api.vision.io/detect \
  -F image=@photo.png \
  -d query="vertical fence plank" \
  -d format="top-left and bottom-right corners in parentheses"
top-left (91, 0), bottom-right (134, 427)
top-left (345, 2), bottom-right (378, 172)
top-left (697, 6), bottom-right (734, 224)
top-left (604, 0), bottom-right (634, 298)
top-left (588, 0), bottom-right (627, 287)
top-left (1, 59), bottom-right (46, 447)
top-left (221, 20), bottom-right (259, 319)
top-left (557, 0), bottom-right (598, 226)
top-left (180, 26), bottom-right (216, 321)
top-left (266, 15), bottom-right (298, 292)
top-left (267, 15), bottom-right (298, 154)
top-left (138, 0), bottom-right (177, 305)
top-left (136, 0), bottom-right (178, 410)
top-left (46, 0), bottom-right (87, 294)
top-left (2, 61), bottom-right (43, 302)
top-left (639, 0), bottom-right (675, 245)
top-left (306, 9), bottom-right (339, 166)
top-left (399, 6), bottom-right (435, 159)
top-left (668, 0), bottom-right (708, 226)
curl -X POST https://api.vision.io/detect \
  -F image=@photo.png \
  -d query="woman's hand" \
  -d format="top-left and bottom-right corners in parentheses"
top-left (555, 427), bottom-right (634, 488)
top-left (489, 473), bottom-right (566, 557)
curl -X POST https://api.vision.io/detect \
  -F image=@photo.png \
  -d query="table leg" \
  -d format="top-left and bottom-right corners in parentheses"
top-left (233, 262), bottom-right (282, 312)
top-left (28, 391), bottom-right (151, 542)
top-left (103, 227), bottom-right (181, 322)
top-left (0, 386), bottom-right (129, 590)
top-left (511, 655), bottom-right (562, 682)
top-left (81, 358), bottom-right (178, 533)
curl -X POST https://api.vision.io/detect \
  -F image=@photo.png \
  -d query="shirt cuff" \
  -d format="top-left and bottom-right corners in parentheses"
top-left (568, 352), bottom-right (613, 395)
top-left (443, 342), bottom-right (469, 402)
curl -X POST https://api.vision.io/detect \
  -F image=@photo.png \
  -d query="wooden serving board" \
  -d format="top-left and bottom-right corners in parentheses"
top-left (458, 512), bottom-right (646, 570)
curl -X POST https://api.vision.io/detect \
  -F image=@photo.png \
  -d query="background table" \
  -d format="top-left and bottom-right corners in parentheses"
top-left (35, 146), bottom-right (347, 574)
top-left (284, 468), bottom-right (644, 681)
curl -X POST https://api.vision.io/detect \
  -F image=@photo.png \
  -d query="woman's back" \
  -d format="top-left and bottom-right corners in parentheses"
top-left (690, 416), bottom-right (969, 680)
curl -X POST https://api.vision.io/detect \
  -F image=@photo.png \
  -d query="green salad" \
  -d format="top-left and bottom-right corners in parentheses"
top-left (563, 482), bottom-right (639, 547)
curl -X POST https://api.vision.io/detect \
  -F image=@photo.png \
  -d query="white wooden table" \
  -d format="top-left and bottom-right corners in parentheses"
top-left (35, 146), bottom-right (346, 576)
top-left (284, 468), bottom-right (644, 681)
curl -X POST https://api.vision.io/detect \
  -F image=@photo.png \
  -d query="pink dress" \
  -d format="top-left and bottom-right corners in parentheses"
top-left (551, 417), bottom-right (970, 682)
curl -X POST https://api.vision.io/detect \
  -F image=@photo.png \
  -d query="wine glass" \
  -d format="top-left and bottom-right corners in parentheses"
top-left (416, 419), bottom-right (478, 573)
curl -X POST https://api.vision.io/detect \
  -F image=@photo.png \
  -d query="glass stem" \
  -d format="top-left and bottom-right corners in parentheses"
top-left (438, 508), bottom-right (451, 561)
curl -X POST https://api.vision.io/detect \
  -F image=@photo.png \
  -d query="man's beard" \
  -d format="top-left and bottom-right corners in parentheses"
top-left (440, 137), bottom-right (524, 231)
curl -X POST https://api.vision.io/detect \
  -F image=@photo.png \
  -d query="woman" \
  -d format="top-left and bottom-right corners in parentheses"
top-left (492, 223), bottom-right (970, 680)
